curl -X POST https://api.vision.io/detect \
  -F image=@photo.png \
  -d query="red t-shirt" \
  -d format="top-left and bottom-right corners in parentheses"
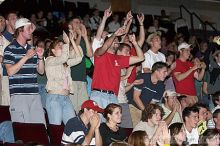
top-left (92, 52), bottom-right (130, 95)
top-left (172, 59), bottom-right (196, 96)
top-left (128, 47), bottom-right (137, 84)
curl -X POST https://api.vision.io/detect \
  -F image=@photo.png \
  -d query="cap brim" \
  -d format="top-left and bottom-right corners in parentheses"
top-left (94, 107), bottom-right (104, 113)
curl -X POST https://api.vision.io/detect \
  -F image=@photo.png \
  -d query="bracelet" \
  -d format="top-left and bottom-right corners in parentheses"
top-left (164, 144), bottom-right (170, 146)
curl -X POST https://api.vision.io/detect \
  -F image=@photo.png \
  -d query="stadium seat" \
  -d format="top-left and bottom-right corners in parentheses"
top-left (0, 105), bottom-right (11, 122)
top-left (12, 122), bottom-right (49, 145)
top-left (47, 124), bottom-right (64, 145)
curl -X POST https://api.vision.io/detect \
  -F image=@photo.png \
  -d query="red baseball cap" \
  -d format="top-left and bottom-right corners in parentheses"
top-left (81, 100), bottom-right (104, 113)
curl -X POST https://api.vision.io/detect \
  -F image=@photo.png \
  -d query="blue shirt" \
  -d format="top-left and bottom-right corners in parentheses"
top-left (134, 73), bottom-right (165, 105)
top-left (3, 40), bottom-right (39, 96)
top-left (61, 116), bottom-right (95, 146)
top-left (2, 30), bottom-right (13, 42)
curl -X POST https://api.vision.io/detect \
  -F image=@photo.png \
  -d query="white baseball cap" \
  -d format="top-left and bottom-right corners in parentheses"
top-left (177, 42), bottom-right (192, 51)
top-left (15, 18), bottom-right (32, 29)
top-left (163, 90), bottom-right (178, 97)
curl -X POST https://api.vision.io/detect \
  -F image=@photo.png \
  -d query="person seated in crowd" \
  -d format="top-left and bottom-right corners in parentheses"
top-left (168, 122), bottom-right (187, 146)
top-left (199, 129), bottom-right (220, 146)
top-left (45, 32), bottom-right (83, 125)
top-left (182, 106), bottom-right (199, 145)
top-left (173, 42), bottom-right (206, 106)
top-left (196, 103), bottom-right (209, 125)
top-left (213, 109), bottom-right (220, 133)
top-left (99, 103), bottom-right (126, 146)
top-left (133, 104), bottom-right (164, 140)
top-left (61, 100), bottom-right (103, 146)
top-left (128, 130), bottom-right (149, 146)
top-left (161, 90), bottom-right (182, 126)
top-left (109, 141), bottom-right (130, 146)
top-left (207, 91), bottom-right (220, 129)
top-left (177, 95), bottom-right (189, 110)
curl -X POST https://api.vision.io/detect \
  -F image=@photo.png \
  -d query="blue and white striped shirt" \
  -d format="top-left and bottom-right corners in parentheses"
top-left (3, 40), bottom-right (39, 96)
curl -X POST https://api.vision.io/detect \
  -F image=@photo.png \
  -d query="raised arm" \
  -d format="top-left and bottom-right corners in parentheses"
top-left (45, 32), bottom-right (70, 66)
top-left (81, 24), bottom-right (93, 57)
top-left (95, 6), bottom-right (112, 40)
top-left (67, 32), bottom-right (83, 66)
top-left (128, 34), bottom-right (144, 65)
top-left (137, 13), bottom-right (145, 47)
top-left (121, 11), bottom-right (133, 43)
top-left (94, 27), bottom-right (126, 56)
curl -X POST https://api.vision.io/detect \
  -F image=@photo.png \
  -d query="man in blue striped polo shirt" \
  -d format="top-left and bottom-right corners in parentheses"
top-left (3, 18), bottom-right (45, 124)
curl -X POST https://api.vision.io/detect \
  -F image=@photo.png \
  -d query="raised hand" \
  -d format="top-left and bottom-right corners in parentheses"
top-left (63, 31), bottom-right (70, 44)
top-left (103, 6), bottom-right (112, 19)
top-left (128, 34), bottom-right (137, 44)
top-left (114, 27), bottom-right (126, 36)
top-left (25, 48), bottom-right (36, 59)
top-left (201, 62), bottom-right (206, 70)
top-left (75, 26), bottom-right (82, 36)
top-left (80, 24), bottom-right (87, 38)
top-left (126, 11), bottom-right (133, 21)
top-left (35, 47), bottom-right (44, 59)
top-left (137, 13), bottom-right (144, 25)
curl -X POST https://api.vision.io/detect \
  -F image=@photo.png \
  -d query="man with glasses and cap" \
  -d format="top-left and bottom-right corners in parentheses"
top-left (3, 18), bottom-right (45, 124)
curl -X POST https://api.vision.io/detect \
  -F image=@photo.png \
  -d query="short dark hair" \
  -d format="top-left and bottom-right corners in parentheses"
top-left (212, 91), bottom-right (220, 107)
top-left (177, 95), bottom-right (187, 102)
top-left (103, 103), bottom-right (122, 122)
top-left (67, 16), bottom-right (81, 24)
top-left (195, 103), bottom-right (208, 111)
top-left (199, 129), bottom-right (219, 145)
top-left (151, 61), bottom-right (168, 73)
top-left (117, 43), bottom-right (131, 52)
top-left (213, 109), bottom-right (220, 119)
top-left (141, 104), bottom-right (164, 122)
top-left (182, 106), bottom-right (199, 122)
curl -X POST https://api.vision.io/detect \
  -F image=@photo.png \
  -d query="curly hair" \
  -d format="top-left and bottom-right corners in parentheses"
top-left (141, 104), bottom-right (164, 122)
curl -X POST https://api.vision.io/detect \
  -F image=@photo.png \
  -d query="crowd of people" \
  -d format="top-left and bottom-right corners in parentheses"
top-left (0, 4), bottom-right (220, 146)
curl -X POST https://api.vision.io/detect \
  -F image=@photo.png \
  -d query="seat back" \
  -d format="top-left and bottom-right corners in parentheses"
top-left (0, 105), bottom-right (11, 122)
top-left (12, 122), bottom-right (49, 145)
top-left (47, 124), bottom-right (64, 145)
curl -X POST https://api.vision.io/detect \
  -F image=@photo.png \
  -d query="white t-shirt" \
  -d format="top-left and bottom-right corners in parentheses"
top-left (142, 49), bottom-right (166, 72)
top-left (185, 127), bottom-right (199, 145)
top-left (0, 35), bottom-right (10, 76)
top-left (91, 38), bottom-right (104, 63)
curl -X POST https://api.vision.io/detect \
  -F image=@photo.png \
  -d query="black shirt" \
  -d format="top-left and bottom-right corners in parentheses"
top-left (99, 123), bottom-right (127, 146)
